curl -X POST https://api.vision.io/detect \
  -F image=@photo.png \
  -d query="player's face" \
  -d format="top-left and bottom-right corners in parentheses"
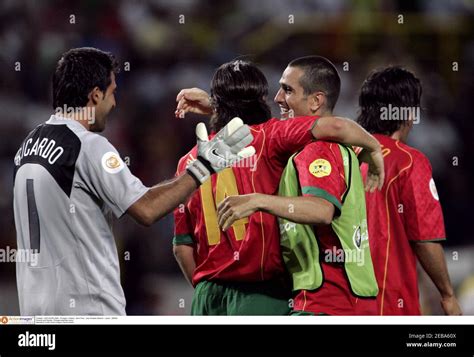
top-left (90, 72), bottom-right (117, 132)
top-left (274, 66), bottom-right (312, 118)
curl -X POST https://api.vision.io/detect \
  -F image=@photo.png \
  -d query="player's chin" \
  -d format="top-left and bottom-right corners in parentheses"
top-left (279, 106), bottom-right (290, 119)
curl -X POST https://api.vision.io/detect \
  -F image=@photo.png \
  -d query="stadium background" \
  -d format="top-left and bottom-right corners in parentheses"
top-left (0, 0), bottom-right (473, 315)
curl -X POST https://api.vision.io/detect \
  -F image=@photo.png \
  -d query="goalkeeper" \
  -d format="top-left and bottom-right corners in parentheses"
top-left (13, 47), bottom-right (254, 316)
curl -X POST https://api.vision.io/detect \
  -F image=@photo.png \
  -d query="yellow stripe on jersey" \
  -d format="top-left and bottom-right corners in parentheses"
top-left (200, 168), bottom-right (248, 246)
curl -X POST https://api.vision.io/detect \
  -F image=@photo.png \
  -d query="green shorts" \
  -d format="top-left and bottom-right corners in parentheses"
top-left (191, 280), bottom-right (291, 315)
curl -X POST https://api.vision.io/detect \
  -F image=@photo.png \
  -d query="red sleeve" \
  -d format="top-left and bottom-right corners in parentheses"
top-left (173, 154), bottom-right (195, 245)
top-left (293, 142), bottom-right (346, 215)
top-left (265, 116), bottom-right (318, 164)
top-left (401, 151), bottom-right (446, 242)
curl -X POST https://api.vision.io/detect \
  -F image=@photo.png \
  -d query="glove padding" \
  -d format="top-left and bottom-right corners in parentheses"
top-left (187, 117), bottom-right (255, 185)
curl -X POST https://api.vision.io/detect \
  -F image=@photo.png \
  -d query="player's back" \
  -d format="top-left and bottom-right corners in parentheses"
top-left (174, 116), bottom-right (318, 286)
top-left (13, 115), bottom-right (144, 315)
top-left (361, 134), bottom-right (446, 315)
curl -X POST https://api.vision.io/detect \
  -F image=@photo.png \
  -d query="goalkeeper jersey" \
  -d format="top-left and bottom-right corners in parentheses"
top-left (13, 115), bottom-right (148, 315)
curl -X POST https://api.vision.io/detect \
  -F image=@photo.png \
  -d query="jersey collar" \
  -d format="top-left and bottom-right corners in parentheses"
top-left (46, 114), bottom-right (87, 132)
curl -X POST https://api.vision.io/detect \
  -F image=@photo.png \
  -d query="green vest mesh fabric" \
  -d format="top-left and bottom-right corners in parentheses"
top-left (278, 144), bottom-right (378, 297)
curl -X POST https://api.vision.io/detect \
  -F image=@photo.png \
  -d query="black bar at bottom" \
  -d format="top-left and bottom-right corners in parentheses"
top-left (0, 324), bottom-right (472, 355)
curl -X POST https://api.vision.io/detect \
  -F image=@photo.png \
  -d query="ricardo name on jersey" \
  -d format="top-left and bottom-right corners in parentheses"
top-left (14, 135), bottom-right (65, 167)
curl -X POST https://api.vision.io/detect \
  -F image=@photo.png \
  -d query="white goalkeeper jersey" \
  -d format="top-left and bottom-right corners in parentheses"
top-left (13, 114), bottom-right (148, 315)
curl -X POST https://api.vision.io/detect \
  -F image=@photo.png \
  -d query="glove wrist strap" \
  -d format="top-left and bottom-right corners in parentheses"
top-left (186, 158), bottom-right (213, 185)
top-left (196, 156), bottom-right (216, 174)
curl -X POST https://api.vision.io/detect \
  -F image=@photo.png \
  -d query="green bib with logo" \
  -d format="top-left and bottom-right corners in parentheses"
top-left (278, 144), bottom-right (378, 297)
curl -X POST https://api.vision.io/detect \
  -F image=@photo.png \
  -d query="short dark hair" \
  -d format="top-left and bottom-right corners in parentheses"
top-left (357, 66), bottom-right (422, 135)
top-left (210, 60), bottom-right (271, 132)
top-left (52, 47), bottom-right (119, 109)
top-left (288, 56), bottom-right (341, 111)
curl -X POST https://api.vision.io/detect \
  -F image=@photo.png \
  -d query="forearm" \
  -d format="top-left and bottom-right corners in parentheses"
top-left (413, 242), bottom-right (455, 298)
top-left (257, 194), bottom-right (333, 225)
top-left (148, 173), bottom-right (198, 221)
top-left (129, 173), bottom-right (198, 226)
top-left (313, 116), bottom-right (381, 152)
top-left (173, 244), bottom-right (196, 286)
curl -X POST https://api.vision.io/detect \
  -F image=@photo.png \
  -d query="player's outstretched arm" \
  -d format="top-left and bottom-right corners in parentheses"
top-left (128, 173), bottom-right (197, 226)
top-left (412, 241), bottom-right (462, 315)
top-left (217, 193), bottom-right (334, 231)
top-left (128, 118), bottom-right (255, 226)
top-left (313, 116), bottom-right (384, 192)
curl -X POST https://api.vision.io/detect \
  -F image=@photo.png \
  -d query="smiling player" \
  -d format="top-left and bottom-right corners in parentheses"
top-left (173, 59), bottom-right (383, 315)
top-left (217, 56), bottom-right (379, 315)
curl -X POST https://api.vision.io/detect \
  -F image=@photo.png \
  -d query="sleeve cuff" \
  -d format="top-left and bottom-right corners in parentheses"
top-left (173, 234), bottom-right (195, 245)
top-left (301, 186), bottom-right (342, 213)
top-left (118, 185), bottom-right (149, 218)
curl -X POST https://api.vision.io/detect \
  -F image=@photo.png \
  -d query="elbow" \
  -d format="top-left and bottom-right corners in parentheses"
top-left (314, 212), bottom-right (333, 226)
top-left (321, 205), bottom-right (336, 225)
top-left (173, 245), bottom-right (191, 262)
top-left (300, 198), bottom-right (335, 225)
top-left (319, 214), bottom-right (333, 226)
top-left (136, 210), bottom-right (155, 227)
top-left (307, 205), bottom-right (334, 226)
top-left (303, 212), bottom-right (332, 226)
top-left (173, 245), bottom-right (180, 259)
top-left (330, 117), bottom-right (345, 133)
top-left (327, 117), bottom-right (345, 141)
top-left (140, 219), bottom-right (154, 227)
top-left (127, 194), bottom-right (157, 227)
top-left (173, 245), bottom-right (189, 263)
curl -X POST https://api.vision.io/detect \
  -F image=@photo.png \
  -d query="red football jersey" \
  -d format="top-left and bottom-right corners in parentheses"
top-left (173, 116), bottom-right (319, 286)
top-left (359, 134), bottom-right (446, 315)
top-left (291, 141), bottom-right (373, 315)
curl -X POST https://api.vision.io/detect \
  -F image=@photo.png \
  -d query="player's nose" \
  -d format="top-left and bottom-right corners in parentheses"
top-left (274, 88), bottom-right (284, 104)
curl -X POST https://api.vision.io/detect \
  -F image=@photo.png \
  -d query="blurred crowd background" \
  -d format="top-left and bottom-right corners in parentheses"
top-left (0, 0), bottom-right (473, 315)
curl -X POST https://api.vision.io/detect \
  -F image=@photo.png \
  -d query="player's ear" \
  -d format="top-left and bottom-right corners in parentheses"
top-left (89, 87), bottom-right (104, 105)
top-left (310, 91), bottom-right (325, 114)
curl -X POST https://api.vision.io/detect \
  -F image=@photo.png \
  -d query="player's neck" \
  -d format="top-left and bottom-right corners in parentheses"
top-left (391, 122), bottom-right (413, 143)
top-left (61, 107), bottom-right (93, 131)
top-left (390, 130), bottom-right (407, 143)
top-left (315, 109), bottom-right (332, 117)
